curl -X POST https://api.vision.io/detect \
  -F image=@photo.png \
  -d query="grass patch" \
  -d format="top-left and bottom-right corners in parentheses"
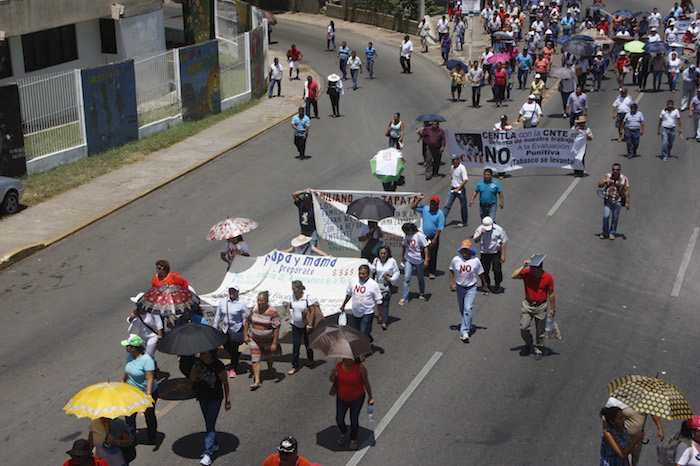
top-left (24, 122), bottom-right (82, 161)
top-left (19, 98), bottom-right (260, 208)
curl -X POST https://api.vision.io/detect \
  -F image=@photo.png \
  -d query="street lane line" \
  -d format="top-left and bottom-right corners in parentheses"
top-left (547, 178), bottom-right (580, 216)
top-left (671, 227), bottom-right (699, 296)
top-left (635, 93), bottom-right (644, 104)
top-left (346, 351), bottom-right (443, 466)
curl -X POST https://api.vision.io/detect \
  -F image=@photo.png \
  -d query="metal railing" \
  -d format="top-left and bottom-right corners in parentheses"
top-left (134, 49), bottom-right (180, 127)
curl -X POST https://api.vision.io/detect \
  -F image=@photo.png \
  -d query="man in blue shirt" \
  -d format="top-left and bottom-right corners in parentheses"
top-left (621, 103), bottom-right (644, 158)
top-left (336, 41), bottom-right (350, 80)
top-left (411, 193), bottom-right (446, 279)
top-left (291, 107), bottom-right (311, 159)
top-left (365, 42), bottom-right (378, 80)
top-left (561, 13), bottom-right (575, 36)
top-left (516, 51), bottom-right (532, 89)
top-left (469, 169), bottom-right (504, 221)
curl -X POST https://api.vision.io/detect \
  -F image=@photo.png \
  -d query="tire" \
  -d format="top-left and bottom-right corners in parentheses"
top-left (2, 190), bottom-right (19, 215)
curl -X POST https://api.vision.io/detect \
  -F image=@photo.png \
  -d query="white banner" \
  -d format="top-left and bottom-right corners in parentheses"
top-left (445, 128), bottom-right (587, 172)
top-left (200, 252), bottom-right (367, 329)
top-left (462, 0), bottom-right (480, 14)
top-left (675, 20), bottom-right (693, 35)
top-left (311, 189), bottom-right (423, 253)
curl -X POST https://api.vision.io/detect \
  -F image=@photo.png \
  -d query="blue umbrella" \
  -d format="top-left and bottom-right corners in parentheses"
top-left (445, 59), bottom-right (467, 71)
top-left (556, 35), bottom-right (573, 45)
top-left (611, 9), bottom-right (634, 18)
top-left (572, 35), bottom-right (595, 42)
top-left (416, 114), bottom-right (446, 122)
top-left (644, 42), bottom-right (671, 54)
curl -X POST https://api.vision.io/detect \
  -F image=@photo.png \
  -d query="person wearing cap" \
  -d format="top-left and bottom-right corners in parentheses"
top-left (190, 348), bottom-right (230, 465)
top-left (339, 265), bottom-right (383, 342)
top-left (591, 51), bottom-right (607, 91)
top-left (399, 222), bottom-right (428, 305)
top-left (327, 74), bottom-right (342, 118)
top-left (571, 116), bottom-right (592, 176)
top-left (443, 156), bottom-right (469, 227)
top-left (621, 103), bottom-right (644, 157)
top-left (63, 439), bottom-right (110, 466)
top-left (680, 63), bottom-right (697, 111)
top-left (292, 188), bottom-right (317, 246)
top-left (529, 73), bottom-right (545, 104)
top-left (510, 255), bottom-right (555, 360)
top-left (470, 168), bottom-right (504, 221)
top-left (291, 107), bottom-right (311, 159)
top-left (214, 285), bottom-right (250, 378)
top-left (400, 35), bottom-right (413, 74)
top-left (565, 84), bottom-right (587, 127)
top-left (665, 20), bottom-right (679, 44)
top-left (658, 99), bottom-right (682, 160)
top-left (152, 259), bottom-right (189, 288)
top-left (602, 397), bottom-right (664, 466)
top-left (674, 416), bottom-right (700, 466)
top-left (598, 163), bottom-right (630, 239)
top-left (220, 235), bottom-right (250, 271)
top-left (263, 436), bottom-right (312, 466)
top-left (269, 57), bottom-right (283, 98)
top-left (667, 52), bottom-right (682, 93)
top-left (647, 27), bottom-right (662, 43)
top-left (612, 88), bottom-right (634, 142)
top-left (336, 41), bottom-right (350, 80)
top-left (121, 334), bottom-right (159, 443)
top-left (281, 234), bottom-right (328, 256)
top-left (411, 193), bottom-right (445, 280)
top-left (517, 94), bottom-right (543, 128)
top-left (473, 217), bottom-right (508, 293)
top-left (448, 239), bottom-right (488, 343)
top-left (417, 120), bottom-right (446, 180)
top-left (127, 293), bottom-right (163, 360)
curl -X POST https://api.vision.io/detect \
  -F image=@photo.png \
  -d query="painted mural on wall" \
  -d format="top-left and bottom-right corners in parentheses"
top-left (249, 26), bottom-right (265, 98)
top-left (179, 41), bottom-right (221, 121)
top-left (0, 84), bottom-right (26, 177)
top-left (81, 60), bottom-right (139, 155)
top-left (183, 0), bottom-right (213, 44)
top-left (235, 0), bottom-right (252, 33)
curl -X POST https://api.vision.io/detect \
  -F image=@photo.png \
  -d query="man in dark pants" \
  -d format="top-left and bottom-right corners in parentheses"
top-left (411, 193), bottom-right (445, 280)
top-left (473, 216), bottom-right (508, 294)
top-left (291, 107), bottom-right (310, 159)
top-left (417, 120), bottom-right (445, 180)
top-left (292, 188), bottom-right (318, 246)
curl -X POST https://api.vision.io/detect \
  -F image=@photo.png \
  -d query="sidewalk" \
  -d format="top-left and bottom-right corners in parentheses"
top-left (0, 13), bottom-right (488, 269)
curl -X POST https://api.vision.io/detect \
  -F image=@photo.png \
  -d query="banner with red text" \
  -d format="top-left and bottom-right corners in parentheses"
top-left (311, 190), bottom-right (423, 253)
top-left (445, 128), bottom-right (587, 172)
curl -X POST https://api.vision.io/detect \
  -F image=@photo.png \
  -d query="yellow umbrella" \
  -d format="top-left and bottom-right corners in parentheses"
top-left (607, 375), bottom-right (693, 420)
top-left (64, 382), bottom-right (153, 419)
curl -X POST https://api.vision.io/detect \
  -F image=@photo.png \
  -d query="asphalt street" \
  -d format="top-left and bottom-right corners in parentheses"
top-left (1, 4), bottom-right (699, 465)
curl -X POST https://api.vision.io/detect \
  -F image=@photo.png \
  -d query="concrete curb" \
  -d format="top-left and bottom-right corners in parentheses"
top-left (0, 109), bottom-right (298, 272)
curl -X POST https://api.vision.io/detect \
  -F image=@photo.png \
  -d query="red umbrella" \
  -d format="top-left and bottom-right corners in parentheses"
top-left (206, 217), bottom-right (258, 241)
top-left (136, 285), bottom-right (200, 316)
top-left (487, 53), bottom-right (512, 65)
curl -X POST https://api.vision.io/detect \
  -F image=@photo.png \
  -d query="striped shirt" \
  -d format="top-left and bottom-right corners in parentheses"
top-left (365, 47), bottom-right (377, 60)
top-left (623, 111), bottom-right (644, 130)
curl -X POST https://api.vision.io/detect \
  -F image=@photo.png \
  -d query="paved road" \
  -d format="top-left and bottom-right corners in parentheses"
top-left (1, 7), bottom-right (699, 466)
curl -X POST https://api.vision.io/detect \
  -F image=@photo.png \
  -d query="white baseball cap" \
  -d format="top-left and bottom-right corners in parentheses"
top-left (481, 216), bottom-right (494, 231)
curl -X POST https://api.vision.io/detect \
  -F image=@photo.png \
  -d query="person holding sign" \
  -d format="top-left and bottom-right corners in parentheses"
top-left (449, 240), bottom-right (488, 344)
top-left (339, 265), bottom-right (383, 344)
top-left (510, 254), bottom-right (556, 361)
top-left (399, 222), bottom-right (429, 306)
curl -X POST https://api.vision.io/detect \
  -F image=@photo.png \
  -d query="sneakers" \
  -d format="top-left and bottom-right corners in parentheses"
top-left (228, 369), bottom-right (236, 378)
top-left (288, 368), bottom-right (297, 375)
top-left (200, 454), bottom-right (213, 465)
top-left (456, 222), bottom-right (464, 227)
top-left (418, 295), bottom-right (427, 301)
top-left (398, 299), bottom-right (407, 306)
top-left (460, 333), bottom-right (470, 343)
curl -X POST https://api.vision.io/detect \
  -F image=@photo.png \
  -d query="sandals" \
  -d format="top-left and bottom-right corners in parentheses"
top-left (249, 382), bottom-right (261, 391)
top-left (337, 434), bottom-right (346, 445)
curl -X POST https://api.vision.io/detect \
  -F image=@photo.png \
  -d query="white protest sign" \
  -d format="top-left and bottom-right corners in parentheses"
top-left (200, 252), bottom-right (368, 330)
top-left (311, 189), bottom-right (423, 253)
top-left (445, 128), bottom-right (587, 172)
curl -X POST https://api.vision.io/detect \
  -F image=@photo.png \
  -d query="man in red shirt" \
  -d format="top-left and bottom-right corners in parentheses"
top-left (511, 255), bottom-right (556, 360)
top-left (287, 44), bottom-right (303, 80)
top-left (302, 75), bottom-right (319, 119)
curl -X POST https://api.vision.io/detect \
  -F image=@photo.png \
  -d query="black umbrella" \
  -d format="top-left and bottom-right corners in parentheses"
top-left (644, 42), bottom-right (671, 54)
top-left (562, 39), bottom-right (596, 56)
top-left (445, 59), bottom-right (467, 70)
top-left (634, 11), bottom-right (650, 18)
top-left (416, 114), bottom-right (446, 122)
top-left (589, 3), bottom-right (605, 10)
top-left (611, 9), bottom-right (634, 18)
top-left (556, 35), bottom-right (573, 45)
top-left (572, 34), bottom-right (595, 42)
top-left (156, 322), bottom-right (227, 355)
top-left (346, 197), bottom-right (395, 222)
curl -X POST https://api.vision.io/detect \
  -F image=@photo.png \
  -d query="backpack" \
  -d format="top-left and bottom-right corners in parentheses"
top-left (656, 431), bottom-right (691, 465)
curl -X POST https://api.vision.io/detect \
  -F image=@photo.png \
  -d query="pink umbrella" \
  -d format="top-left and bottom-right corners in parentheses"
top-left (207, 217), bottom-right (258, 241)
top-left (487, 53), bottom-right (512, 64)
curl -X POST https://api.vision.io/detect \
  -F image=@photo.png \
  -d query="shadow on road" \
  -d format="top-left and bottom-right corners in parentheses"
top-left (172, 431), bottom-right (240, 459)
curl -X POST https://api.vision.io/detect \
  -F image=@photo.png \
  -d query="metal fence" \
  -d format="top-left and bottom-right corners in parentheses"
top-left (134, 50), bottom-right (180, 127)
top-left (17, 69), bottom-right (85, 160)
top-left (218, 35), bottom-right (250, 100)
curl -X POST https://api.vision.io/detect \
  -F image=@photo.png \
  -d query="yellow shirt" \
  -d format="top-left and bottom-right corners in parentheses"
top-left (451, 69), bottom-right (466, 86)
top-left (531, 80), bottom-right (545, 96)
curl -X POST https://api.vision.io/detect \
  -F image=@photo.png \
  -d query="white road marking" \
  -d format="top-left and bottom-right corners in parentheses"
top-left (547, 178), bottom-right (581, 216)
top-left (345, 351), bottom-right (443, 466)
top-left (635, 93), bottom-right (644, 104)
top-left (671, 227), bottom-right (699, 296)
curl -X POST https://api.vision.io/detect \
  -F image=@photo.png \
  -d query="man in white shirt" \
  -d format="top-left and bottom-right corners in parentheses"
top-left (400, 35), bottom-right (414, 74)
top-left (268, 57), bottom-right (283, 98)
top-left (612, 88), bottom-right (634, 141)
top-left (647, 27), bottom-right (661, 43)
top-left (473, 216), bottom-right (508, 293)
top-left (658, 100), bottom-right (682, 160)
top-left (443, 156), bottom-right (469, 227)
top-left (214, 286), bottom-right (250, 377)
top-left (648, 8), bottom-right (661, 29)
top-left (517, 94), bottom-right (542, 127)
top-left (449, 239), bottom-right (488, 343)
top-left (437, 15), bottom-right (450, 40)
top-left (340, 265), bottom-right (383, 343)
top-left (481, 5), bottom-right (494, 34)
top-left (680, 65), bottom-right (697, 111)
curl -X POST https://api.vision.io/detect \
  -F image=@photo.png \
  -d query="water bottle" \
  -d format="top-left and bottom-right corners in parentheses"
top-left (545, 318), bottom-right (554, 339)
top-left (367, 406), bottom-right (374, 423)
